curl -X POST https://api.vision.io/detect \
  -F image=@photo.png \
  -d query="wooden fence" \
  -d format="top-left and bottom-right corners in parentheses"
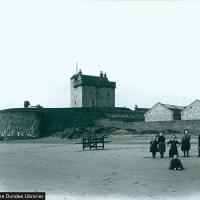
top-left (82, 136), bottom-right (105, 150)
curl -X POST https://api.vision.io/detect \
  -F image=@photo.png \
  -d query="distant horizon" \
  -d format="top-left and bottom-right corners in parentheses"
top-left (0, 66), bottom-right (199, 111)
top-left (0, 65), bottom-right (199, 111)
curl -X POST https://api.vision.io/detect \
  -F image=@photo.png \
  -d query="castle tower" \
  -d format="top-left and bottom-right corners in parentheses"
top-left (70, 70), bottom-right (116, 107)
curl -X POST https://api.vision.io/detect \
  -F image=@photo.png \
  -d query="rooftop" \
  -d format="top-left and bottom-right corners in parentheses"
top-left (71, 70), bottom-right (116, 88)
top-left (161, 103), bottom-right (185, 114)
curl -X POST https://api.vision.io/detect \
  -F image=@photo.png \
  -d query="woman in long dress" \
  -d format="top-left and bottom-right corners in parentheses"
top-left (167, 135), bottom-right (181, 158)
top-left (181, 130), bottom-right (191, 157)
top-left (158, 132), bottom-right (166, 158)
top-left (198, 134), bottom-right (200, 157)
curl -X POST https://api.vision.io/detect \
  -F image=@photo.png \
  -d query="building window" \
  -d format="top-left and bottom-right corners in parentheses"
top-left (92, 100), bottom-right (95, 107)
top-left (75, 101), bottom-right (76, 105)
top-left (108, 92), bottom-right (110, 97)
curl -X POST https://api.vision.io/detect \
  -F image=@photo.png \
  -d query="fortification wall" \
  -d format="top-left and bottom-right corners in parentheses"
top-left (96, 119), bottom-right (200, 134)
top-left (41, 107), bottom-right (141, 136)
top-left (41, 108), bottom-right (96, 136)
top-left (0, 108), bottom-right (98, 138)
top-left (0, 109), bottom-right (42, 139)
top-left (0, 107), bottom-right (149, 139)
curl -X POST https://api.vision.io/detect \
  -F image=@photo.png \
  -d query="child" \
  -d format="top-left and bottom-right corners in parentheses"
top-left (150, 135), bottom-right (159, 158)
top-left (169, 155), bottom-right (184, 170)
top-left (167, 135), bottom-right (181, 158)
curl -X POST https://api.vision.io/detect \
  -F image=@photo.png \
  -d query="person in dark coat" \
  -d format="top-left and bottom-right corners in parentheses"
top-left (167, 135), bottom-right (181, 158)
top-left (181, 130), bottom-right (191, 157)
top-left (198, 134), bottom-right (200, 157)
top-left (157, 132), bottom-right (166, 158)
top-left (150, 135), bottom-right (159, 158)
top-left (169, 155), bottom-right (184, 170)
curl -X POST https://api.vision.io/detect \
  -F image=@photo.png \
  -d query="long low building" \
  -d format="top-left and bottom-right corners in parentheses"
top-left (144, 102), bottom-right (185, 122)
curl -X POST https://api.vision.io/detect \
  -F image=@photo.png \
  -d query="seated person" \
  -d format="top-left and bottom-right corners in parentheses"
top-left (169, 155), bottom-right (184, 170)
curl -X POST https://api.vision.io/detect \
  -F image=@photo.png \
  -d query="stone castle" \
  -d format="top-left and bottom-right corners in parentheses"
top-left (70, 70), bottom-right (116, 108)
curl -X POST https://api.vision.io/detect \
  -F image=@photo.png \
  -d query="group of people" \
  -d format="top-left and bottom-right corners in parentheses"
top-left (150, 132), bottom-right (166, 158)
top-left (149, 130), bottom-right (200, 170)
top-left (150, 130), bottom-right (192, 159)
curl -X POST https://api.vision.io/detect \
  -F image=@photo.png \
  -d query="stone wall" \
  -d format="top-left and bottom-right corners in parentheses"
top-left (41, 108), bottom-right (96, 136)
top-left (0, 107), bottom-right (138, 139)
top-left (1, 107), bottom-right (200, 139)
top-left (0, 109), bottom-right (42, 139)
top-left (41, 107), bottom-right (138, 136)
top-left (96, 118), bottom-right (200, 134)
top-left (0, 107), bottom-right (181, 139)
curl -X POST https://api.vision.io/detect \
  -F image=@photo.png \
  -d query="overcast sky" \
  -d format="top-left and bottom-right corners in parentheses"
top-left (0, 0), bottom-right (200, 110)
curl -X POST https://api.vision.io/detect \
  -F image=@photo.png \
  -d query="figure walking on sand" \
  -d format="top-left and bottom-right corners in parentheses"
top-left (167, 135), bottom-right (181, 158)
top-left (158, 132), bottom-right (166, 158)
top-left (150, 135), bottom-right (159, 158)
top-left (169, 155), bottom-right (184, 170)
top-left (181, 130), bottom-right (191, 157)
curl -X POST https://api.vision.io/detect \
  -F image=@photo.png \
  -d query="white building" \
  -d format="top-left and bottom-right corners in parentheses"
top-left (181, 100), bottom-right (200, 120)
top-left (145, 102), bottom-right (184, 122)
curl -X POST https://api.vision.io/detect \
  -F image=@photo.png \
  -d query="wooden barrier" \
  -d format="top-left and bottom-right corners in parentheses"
top-left (82, 136), bottom-right (104, 150)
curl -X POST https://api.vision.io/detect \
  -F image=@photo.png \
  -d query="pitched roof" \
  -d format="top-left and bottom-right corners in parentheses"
top-left (161, 103), bottom-right (185, 114)
top-left (134, 107), bottom-right (149, 113)
top-left (71, 72), bottom-right (116, 88)
top-left (144, 102), bottom-right (185, 116)
top-left (181, 99), bottom-right (200, 113)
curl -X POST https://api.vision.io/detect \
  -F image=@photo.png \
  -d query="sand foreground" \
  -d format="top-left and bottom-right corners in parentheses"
top-left (0, 136), bottom-right (199, 200)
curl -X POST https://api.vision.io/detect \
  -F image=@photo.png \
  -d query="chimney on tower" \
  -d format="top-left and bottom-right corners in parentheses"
top-left (100, 71), bottom-right (103, 78)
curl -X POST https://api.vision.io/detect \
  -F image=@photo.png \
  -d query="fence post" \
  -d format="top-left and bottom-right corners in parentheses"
top-left (95, 137), bottom-right (97, 149)
top-left (89, 136), bottom-right (92, 149)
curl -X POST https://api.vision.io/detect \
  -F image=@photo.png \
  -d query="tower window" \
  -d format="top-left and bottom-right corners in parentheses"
top-left (92, 100), bottom-right (95, 107)
top-left (75, 101), bottom-right (76, 105)
top-left (108, 92), bottom-right (110, 97)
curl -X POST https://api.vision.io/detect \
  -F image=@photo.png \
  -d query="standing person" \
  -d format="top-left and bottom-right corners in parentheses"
top-left (198, 134), bottom-right (200, 157)
top-left (150, 135), bottom-right (159, 158)
top-left (167, 135), bottom-right (181, 158)
top-left (158, 132), bottom-right (166, 158)
top-left (181, 130), bottom-right (191, 157)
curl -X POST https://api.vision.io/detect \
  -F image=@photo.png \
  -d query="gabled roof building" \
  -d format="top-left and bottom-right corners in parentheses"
top-left (144, 102), bottom-right (185, 122)
top-left (181, 100), bottom-right (200, 120)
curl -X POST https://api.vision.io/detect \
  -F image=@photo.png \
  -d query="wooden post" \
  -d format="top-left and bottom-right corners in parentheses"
top-left (95, 137), bottom-right (97, 149)
top-left (102, 136), bottom-right (104, 149)
top-left (89, 136), bottom-right (92, 149)
top-left (82, 138), bottom-right (84, 150)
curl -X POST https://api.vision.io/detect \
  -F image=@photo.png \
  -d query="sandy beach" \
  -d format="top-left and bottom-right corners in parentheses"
top-left (0, 135), bottom-right (200, 200)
